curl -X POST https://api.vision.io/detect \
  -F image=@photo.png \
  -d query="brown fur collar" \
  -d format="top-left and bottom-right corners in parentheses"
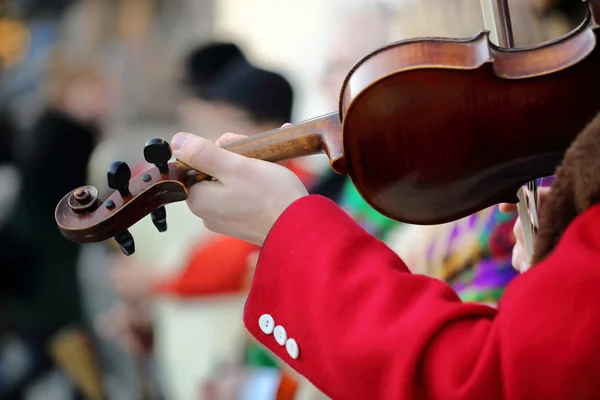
top-left (533, 112), bottom-right (600, 264)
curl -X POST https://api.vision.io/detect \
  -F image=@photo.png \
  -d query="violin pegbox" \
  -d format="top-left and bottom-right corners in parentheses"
top-left (55, 138), bottom-right (192, 256)
top-left (106, 138), bottom-right (174, 255)
top-left (106, 160), bottom-right (136, 255)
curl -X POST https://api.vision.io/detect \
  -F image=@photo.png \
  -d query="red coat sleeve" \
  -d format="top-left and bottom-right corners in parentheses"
top-left (243, 195), bottom-right (600, 400)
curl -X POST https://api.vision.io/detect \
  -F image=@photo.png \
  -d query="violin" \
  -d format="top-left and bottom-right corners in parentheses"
top-left (55, 0), bottom-right (600, 256)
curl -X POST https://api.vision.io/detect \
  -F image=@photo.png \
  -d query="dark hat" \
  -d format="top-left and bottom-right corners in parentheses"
top-left (182, 42), bottom-right (249, 98)
top-left (204, 61), bottom-right (294, 123)
top-left (182, 41), bottom-right (294, 123)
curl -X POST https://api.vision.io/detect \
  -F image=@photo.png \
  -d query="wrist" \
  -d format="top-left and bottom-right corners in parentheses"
top-left (258, 193), bottom-right (309, 246)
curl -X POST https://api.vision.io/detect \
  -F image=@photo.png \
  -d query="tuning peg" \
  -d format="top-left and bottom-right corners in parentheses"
top-left (114, 230), bottom-right (135, 256)
top-left (107, 161), bottom-right (131, 197)
top-left (144, 138), bottom-right (172, 174)
top-left (151, 206), bottom-right (167, 232)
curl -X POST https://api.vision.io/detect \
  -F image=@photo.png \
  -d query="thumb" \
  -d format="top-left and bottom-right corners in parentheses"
top-left (171, 132), bottom-right (245, 180)
top-left (215, 133), bottom-right (248, 147)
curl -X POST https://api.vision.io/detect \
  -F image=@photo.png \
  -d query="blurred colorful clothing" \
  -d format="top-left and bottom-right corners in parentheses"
top-left (391, 176), bottom-right (555, 306)
top-left (437, 208), bottom-right (518, 305)
top-left (337, 178), bottom-right (398, 240)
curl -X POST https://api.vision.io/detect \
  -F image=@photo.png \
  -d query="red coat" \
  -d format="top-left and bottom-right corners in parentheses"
top-left (243, 195), bottom-right (600, 400)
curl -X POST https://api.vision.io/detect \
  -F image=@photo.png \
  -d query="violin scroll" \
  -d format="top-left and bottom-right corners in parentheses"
top-left (55, 138), bottom-right (196, 255)
top-left (55, 117), bottom-right (343, 255)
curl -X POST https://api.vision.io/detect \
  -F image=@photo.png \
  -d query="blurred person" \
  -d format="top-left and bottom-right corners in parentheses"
top-left (313, 3), bottom-right (391, 206)
top-left (176, 42), bottom-right (282, 141)
top-left (94, 41), bottom-right (310, 400)
top-left (0, 50), bottom-right (111, 399)
top-left (0, 105), bottom-right (21, 291)
top-left (192, 4), bottom-right (394, 399)
top-left (197, 8), bottom-right (397, 398)
top-left (0, 102), bottom-right (28, 399)
top-left (195, 3), bottom-right (397, 400)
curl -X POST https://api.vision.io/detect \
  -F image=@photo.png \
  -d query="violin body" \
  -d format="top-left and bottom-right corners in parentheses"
top-left (340, 0), bottom-right (600, 224)
top-left (55, 0), bottom-right (600, 249)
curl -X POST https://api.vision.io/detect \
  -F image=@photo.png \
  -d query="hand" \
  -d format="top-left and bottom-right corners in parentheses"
top-left (95, 302), bottom-right (153, 355)
top-left (106, 254), bottom-right (164, 302)
top-left (170, 126), bottom-right (309, 246)
top-left (499, 186), bottom-right (551, 272)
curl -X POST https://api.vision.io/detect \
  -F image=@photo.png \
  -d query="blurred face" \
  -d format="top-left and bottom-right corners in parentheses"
top-left (320, 8), bottom-right (389, 108)
top-left (177, 97), bottom-right (278, 141)
top-left (55, 74), bottom-right (114, 136)
top-left (321, 59), bottom-right (351, 108)
top-left (63, 77), bottom-right (112, 120)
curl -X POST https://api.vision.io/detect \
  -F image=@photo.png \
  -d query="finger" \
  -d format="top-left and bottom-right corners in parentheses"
top-left (499, 203), bottom-right (518, 213)
top-left (171, 132), bottom-right (246, 180)
top-left (513, 218), bottom-right (523, 245)
top-left (512, 244), bottom-right (529, 272)
top-left (500, 186), bottom-right (552, 214)
top-left (216, 133), bottom-right (248, 147)
top-left (511, 219), bottom-right (530, 272)
top-left (186, 180), bottom-right (224, 217)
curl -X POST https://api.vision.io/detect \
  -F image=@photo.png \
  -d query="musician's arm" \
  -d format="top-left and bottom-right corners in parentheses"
top-left (244, 195), bottom-right (600, 400)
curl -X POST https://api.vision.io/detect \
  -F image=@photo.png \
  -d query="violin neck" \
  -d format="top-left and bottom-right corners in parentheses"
top-left (186, 111), bottom-right (344, 185)
top-left (480, 0), bottom-right (515, 48)
top-left (217, 112), bottom-right (344, 172)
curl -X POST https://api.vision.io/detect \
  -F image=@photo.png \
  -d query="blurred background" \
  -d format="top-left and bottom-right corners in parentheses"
top-left (0, 0), bottom-right (583, 399)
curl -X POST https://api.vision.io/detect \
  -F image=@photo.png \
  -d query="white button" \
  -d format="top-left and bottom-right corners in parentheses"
top-left (273, 325), bottom-right (287, 346)
top-left (286, 338), bottom-right (299, 360)
top-left (259, 314), bottom-right (275, 335)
